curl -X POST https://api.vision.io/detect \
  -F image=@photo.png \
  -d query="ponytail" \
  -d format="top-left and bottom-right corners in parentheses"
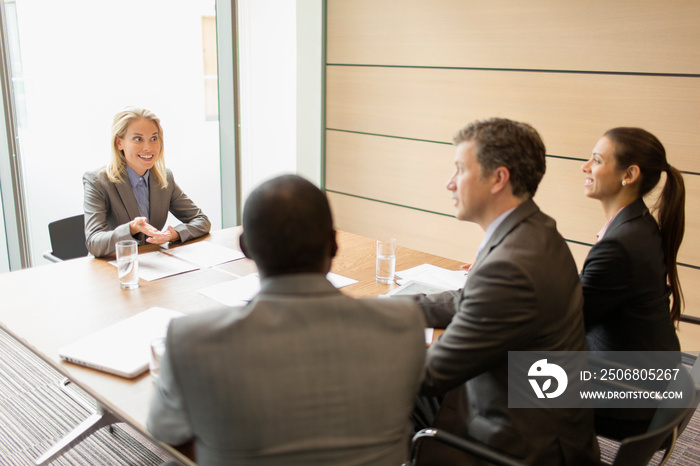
top-left (604, 127), bottom-right (685, 326)
top-left (657, 165), bottom-right (685, 326)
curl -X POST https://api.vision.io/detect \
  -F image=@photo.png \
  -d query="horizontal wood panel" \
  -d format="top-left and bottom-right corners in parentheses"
top-left (679, 321), bottom-right (700, 352)
top-left (325, 131), bottom-right (604, 239)
top-left (679, 267), bottom-right (700, 320)
top-left (326, 66), bottom-right (700, 173)
top-left (327, 0), bottom-right (700, 75)
top-left (326, 130), bottom-right (455, 214)
top-left (535, 158), bottom-right (605, 244)
top-left (327, 191), bottom-right (481, 264)
top-left (683, 178), bottom-right (700, 266)
top-left (325, 0), bottom-right (700, 351)
top-left (325, 130), bottom-right (700, 266)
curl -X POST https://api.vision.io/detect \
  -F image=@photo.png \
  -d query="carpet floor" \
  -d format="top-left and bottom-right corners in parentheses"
top-left (0, 328), bottom-right (178, 465)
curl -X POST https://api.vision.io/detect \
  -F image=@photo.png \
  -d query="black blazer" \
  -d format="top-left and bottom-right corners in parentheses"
top-left (580, 198), bottom-right (680, 352)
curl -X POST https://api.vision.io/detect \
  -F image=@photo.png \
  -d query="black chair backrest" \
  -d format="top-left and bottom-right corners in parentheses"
top-left (612, 364), bottom-right (696, 466)
top-left (48, 214), bottom-right (88, 260)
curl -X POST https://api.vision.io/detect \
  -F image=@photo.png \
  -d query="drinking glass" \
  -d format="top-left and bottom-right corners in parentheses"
top-left (116, 240), bottom-right (139, 289)
top-left (376, 238), bottom-right (397, 284)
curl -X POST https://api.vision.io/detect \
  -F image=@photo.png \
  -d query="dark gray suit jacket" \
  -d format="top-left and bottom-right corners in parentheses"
top-left (148, 274), bottom-right (427, 466)
top-left (83, 168), bottom-right (210, 257)
top-left (416, 200), bottom-right (599, 465)
top-left (580, 198), bottom-right (679, 352)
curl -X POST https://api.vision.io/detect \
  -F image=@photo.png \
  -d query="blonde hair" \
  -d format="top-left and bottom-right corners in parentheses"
top-left (106, 107), bottom-right (168, 188)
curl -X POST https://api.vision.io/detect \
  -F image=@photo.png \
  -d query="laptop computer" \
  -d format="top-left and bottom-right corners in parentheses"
top-left (58, 307), bottom-right (184, 379)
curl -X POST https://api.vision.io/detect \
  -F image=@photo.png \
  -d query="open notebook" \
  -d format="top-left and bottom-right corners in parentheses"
top-left (58, 307), bottom-right (184, 379)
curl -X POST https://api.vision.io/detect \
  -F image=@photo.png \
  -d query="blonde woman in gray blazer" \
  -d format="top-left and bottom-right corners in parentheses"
top-left (83, 107), bottom-right (210, 257)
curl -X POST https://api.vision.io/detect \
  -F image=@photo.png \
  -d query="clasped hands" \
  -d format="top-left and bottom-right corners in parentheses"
top-left (129, 217), bottom-right (180, 245)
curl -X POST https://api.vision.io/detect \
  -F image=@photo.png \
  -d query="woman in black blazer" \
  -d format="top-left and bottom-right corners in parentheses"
top-left (580, 127), bottom-right (685, 438)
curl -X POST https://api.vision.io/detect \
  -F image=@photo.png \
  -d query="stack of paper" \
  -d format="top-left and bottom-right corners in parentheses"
top-left (395, 263), bottom-right (466, 290)
top-left (161, 241), bottom-right (245, 268)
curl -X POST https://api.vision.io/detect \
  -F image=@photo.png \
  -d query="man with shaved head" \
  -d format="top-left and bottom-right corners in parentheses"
top-left (148, 174), bottom-right (427, 466)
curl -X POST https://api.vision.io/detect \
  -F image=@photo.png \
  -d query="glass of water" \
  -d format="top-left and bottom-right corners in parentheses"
top-left (116, 240), bottom-right (139, 289)
top-left (376, 238), bottom-right (397, 284)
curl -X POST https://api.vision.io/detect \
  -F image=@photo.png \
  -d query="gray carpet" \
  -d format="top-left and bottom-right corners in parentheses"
top-left (0, 328), bottom-right (178, 465)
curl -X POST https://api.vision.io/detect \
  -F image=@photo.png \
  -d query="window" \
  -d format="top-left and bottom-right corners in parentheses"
top-left (1, 0), bottom-right (221, 266)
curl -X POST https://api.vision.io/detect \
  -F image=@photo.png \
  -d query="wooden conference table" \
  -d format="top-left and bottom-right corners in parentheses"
top-left (0, 227), bottom-right (462, 465)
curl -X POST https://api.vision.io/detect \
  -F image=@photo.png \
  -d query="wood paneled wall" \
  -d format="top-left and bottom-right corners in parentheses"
top-left (324, 0), bottom-right (700, 350)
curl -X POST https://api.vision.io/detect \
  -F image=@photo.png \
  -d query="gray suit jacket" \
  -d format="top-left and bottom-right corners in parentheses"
top-left (83, 168), bottom-right (210, 257)
top-left (148, 274), bottom-right (427, 466)
top-left (416, 200), bottom-right (598, 465)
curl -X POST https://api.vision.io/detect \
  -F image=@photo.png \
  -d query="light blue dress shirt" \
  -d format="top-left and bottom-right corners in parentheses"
top-left (475, 206), bottom-right (516, 258)
top-left (126, 166), bottom-right (150, 220)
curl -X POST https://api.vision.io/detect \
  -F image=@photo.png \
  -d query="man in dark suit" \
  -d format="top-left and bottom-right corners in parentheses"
top-left (414, 118), bottom-right (599, 465)
top-left (148, 174), bottom-right (427, 465)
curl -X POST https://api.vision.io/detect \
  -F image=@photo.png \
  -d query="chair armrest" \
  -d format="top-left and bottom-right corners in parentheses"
top-left (409, 428), bottom-right (526, 466)
top-left (689, 354), bottom-right (700, 390)
top-left (43, 251), bottom-right (62, 263)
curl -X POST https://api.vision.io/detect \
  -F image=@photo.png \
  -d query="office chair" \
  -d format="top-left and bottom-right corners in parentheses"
top-left (599, 360), bottom-right (699, 466)
top-left (406, 357), bottom-right (700, 466)
top-left (680, 353), bottom-right (700, 433)
top-left (404, 428), bottom-right (526, 466)
top-left (43, 214), bottom-right (89, 262)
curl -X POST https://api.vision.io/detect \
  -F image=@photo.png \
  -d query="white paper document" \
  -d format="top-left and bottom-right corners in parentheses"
top-left (197, 272), bottom-right (359, 307)
top-left (326, 272), bottom-right (358, 288)
top-left (198, 273), bottom-right (261, 307)
top-left (385, 280), bottom-right (451, 297)
top-left (425, 328), bottom-right (434, 345)
top-left (110, 250), bottom-right (198, 281)
top-left (395, 263), bottom-right (466, 290)
top-left (139, 250), bottom-right (201, 281)
top-left (162, 241), bottom-right (245, 268)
